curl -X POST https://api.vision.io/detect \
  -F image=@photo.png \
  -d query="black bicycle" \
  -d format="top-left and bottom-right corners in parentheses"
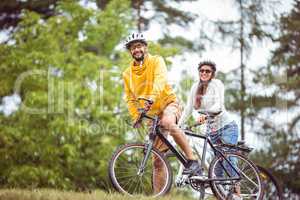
top-left (169, 125), bottom-right (283, 200)
top-left (108, 98), bottom-right (264, 199)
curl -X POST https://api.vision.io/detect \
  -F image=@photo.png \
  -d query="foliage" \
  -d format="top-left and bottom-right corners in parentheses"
top-left (0, 0), bottom-right (183, 190)
top-left (0, 0), bottom-right (132, 190)
top-left (0, 0), bottom-right (58, 30)
top-left (96, 0), bottom-right (197, 30)
top-left (97, 0), bottom-right (202, 52)
top-left (249, 1), bottom-right (300, 197)
top-left (211, 0), bottom-right (282, 139)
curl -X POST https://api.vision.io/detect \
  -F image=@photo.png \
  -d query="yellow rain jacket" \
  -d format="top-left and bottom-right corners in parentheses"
top-left (122, 54), bottom-right (177, 122)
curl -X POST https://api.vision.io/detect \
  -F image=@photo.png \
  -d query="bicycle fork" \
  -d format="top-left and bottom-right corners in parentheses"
top-left (137, 117), bottom-right (159, 176)
top-left (137, 139), bottom-right (154, 176)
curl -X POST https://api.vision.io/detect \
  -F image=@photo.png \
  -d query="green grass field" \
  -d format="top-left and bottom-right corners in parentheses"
top-left (0, 189), bottom-right (216, 200)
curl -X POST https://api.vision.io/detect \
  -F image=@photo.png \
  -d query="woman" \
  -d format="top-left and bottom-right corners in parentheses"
top-left (178, 61), bottom-right (238, 145)
top-left (178, 61), bottom-right (241, 199)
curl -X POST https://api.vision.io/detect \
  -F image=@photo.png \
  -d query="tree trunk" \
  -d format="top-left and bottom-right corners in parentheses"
top-left (239, 0), bottom-right (246, 140)
top-left (136, 0), bottom-right (142, 32)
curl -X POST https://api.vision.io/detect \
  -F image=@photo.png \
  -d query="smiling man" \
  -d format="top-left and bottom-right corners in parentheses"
top-left (122, 32), bottom-right (202, 193)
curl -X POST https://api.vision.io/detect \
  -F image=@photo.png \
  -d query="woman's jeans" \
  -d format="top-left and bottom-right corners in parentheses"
top-left (210, 121), bottom-right (239, 177)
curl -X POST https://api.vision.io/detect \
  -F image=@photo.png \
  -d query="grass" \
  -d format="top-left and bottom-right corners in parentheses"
top-left (0, 189), bottom-right (217, 200)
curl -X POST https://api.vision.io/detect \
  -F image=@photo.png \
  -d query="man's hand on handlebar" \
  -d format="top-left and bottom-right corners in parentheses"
top-left (132, 97), bottom-right (154, 128)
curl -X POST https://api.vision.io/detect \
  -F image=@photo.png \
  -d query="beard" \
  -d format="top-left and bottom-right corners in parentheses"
top-left (132, 51), bottom-right (145, 62)
top-left (134, 54), bottom-right (144, 62)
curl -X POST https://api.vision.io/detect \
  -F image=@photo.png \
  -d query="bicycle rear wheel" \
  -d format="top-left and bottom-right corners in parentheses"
top-left (209, 152), bottom-right (263, 200)
top-left (257, 165), bottom-right (283, 200)
top-left (108, 143), bottom-right (172, 197)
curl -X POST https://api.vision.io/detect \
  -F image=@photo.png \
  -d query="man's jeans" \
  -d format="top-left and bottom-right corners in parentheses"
top-left (210, 121), bottom-right (239, 177)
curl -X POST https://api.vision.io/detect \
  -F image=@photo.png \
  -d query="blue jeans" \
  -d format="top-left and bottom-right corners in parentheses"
top-left (210, 121), bottom-right (239, 177)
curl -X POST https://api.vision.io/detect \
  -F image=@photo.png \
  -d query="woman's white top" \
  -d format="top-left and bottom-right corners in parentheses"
top-left (178, 79), bottom-right (233, 131)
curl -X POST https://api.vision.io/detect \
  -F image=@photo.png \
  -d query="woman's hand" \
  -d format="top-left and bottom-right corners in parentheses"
top-left (197, 115), bottom-right (206, 124)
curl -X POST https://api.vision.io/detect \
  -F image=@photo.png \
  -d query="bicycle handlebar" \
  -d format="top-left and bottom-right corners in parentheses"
top-left (183, 111), bottom-right (222, 130)
top-left (184, 111), bottom-right (221, 130)
top-left (133, 98), bottom-right (154, 128)
top-left (137, 97), bottom-right (154, 105)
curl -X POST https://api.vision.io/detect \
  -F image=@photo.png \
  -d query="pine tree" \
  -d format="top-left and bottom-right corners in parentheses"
top-left (213, 0), bottom-right (281, 140)
top-left (251, 1), bottom-right (300, 197)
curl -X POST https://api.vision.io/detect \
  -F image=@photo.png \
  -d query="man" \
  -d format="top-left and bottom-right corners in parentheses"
top-left (122, 32), bottom-right (202, 192)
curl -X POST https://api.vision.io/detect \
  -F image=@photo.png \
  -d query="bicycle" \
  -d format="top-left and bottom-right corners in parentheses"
top-left (170, 123), bottom-right (283, 200)
top-left (108, 98), bottom-right (264, 199)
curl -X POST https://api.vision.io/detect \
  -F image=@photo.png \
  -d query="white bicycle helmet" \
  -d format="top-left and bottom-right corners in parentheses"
top-left (125, 32), bottom-right (147, 49)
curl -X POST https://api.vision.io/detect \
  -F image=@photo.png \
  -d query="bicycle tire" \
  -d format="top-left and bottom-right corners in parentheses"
top-left (257, 165), bottom-right (283, 200)
top-left (209, 152), bottom-right (264, 200)
top-left (108, 143), bottom-right (173, 197)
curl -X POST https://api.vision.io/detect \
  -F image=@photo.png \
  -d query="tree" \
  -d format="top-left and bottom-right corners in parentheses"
top-left (96, 0), bottom-right (203, 52)
top-left (0, 0), bottom-right (132, 190)
top-left (250, 1), bottom-right (300, 197)
top-left (96, 0), bottom-right (197, 31)
top-left (0, 0), bottom-right (183, 190)
top-left (212, 0), bottom-right (281, 140)
top-left (0, 0), bottom-right (58, 30)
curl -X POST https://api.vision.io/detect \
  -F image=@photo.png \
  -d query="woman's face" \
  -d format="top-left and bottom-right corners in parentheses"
top-left (199, 65), bottom-right (214, 82)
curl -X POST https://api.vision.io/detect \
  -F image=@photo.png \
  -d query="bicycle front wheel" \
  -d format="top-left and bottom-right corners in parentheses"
top-left (108, 143), bottom-right (172, 197)
top-left (209, 152), bottom-right (263, 200)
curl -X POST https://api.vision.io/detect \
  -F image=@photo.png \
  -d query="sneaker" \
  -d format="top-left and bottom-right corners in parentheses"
top-left (182, 160), bottom-right (202, 176)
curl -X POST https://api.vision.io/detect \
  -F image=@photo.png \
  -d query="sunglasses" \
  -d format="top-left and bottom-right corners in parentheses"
top-left (199, 69), bottom-right (212, 74)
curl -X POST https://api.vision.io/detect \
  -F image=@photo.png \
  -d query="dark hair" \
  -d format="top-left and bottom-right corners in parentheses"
top-left (198, 61), bottom-right (216, 73)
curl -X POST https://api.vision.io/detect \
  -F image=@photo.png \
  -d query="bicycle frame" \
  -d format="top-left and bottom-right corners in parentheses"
top-left (138, 114), bottom-right (190, 172)
top-left (139, 112), bottom-right (241, 182)
top-left (182, 129), bottom-right (241, 182)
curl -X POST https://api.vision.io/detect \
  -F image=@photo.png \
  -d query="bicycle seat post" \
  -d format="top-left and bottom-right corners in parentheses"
top-left (199, 112), bottom-right (215, 171)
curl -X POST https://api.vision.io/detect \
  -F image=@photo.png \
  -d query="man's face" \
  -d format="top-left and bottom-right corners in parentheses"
top-left (129, 42), bottom-right (147, 62)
